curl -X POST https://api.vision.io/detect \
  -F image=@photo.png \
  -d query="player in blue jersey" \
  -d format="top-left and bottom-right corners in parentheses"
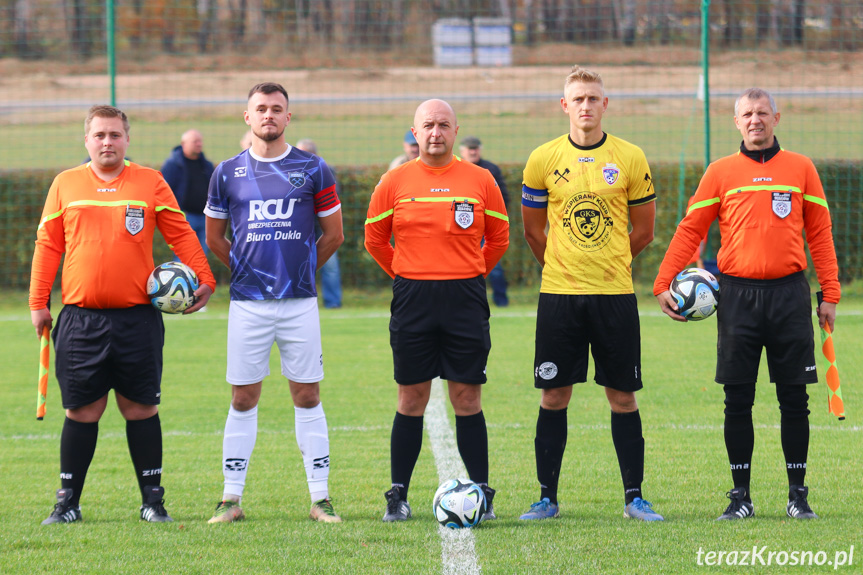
top-left (204, 82), bottom-right (344, 523)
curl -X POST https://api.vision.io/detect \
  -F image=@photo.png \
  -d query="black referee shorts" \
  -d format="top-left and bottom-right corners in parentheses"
top-left (389, 275), bottom-right (491, 385)
top-left (53, 304), bottom-right (165, 409)
top-left (715, 271), bottom-right (817, 385)
top-left (533, 293), bottom-right (642, 392)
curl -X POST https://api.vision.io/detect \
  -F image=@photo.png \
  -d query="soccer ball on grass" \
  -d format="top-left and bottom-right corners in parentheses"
top-left (147, 262), bottom-right (198, 314)
top-left (432, 478), bottom-right (487, 528)
top-left (669, 267), bottom-right (720, 321)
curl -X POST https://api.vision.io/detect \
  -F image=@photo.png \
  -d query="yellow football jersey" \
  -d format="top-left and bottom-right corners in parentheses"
top-left (522, 133), bottom-right (656, 294)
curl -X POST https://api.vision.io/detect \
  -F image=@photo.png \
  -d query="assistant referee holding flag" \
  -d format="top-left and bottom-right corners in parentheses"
top-left (30, 105), bottom-right (215, 524)
top-left (365, 99), bottom-right (509, 522)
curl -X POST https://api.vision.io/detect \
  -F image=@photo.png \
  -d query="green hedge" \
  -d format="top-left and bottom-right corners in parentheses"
top-left (3, 160), bottom-right (860, 294)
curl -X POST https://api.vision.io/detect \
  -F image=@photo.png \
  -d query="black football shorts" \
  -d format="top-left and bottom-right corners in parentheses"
top-left (53, 304), bottom-right (165, 409)
top-left (389, 275), bottom-right (490, 385)
top-left (715, 271), bottom-right (817, 385)
top-left (533, 293), bottom-right (643, 392)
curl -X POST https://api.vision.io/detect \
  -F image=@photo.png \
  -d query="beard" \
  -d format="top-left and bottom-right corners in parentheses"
top-left (252, 125), bottom-right (285, 142)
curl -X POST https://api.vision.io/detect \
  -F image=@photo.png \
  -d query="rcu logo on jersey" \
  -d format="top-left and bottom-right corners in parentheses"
top-left (562, 191), bottom-right (613, 252)
top-left (248, 198), bottom-right (298, 221)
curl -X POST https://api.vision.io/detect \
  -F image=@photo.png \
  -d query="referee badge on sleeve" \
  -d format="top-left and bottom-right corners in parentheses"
top-left (125, 204), bottom-right (144, 236)
top-left (454, 201), bottom-right (474, 229)
top-left (772, 191), bottom-right (792, 219)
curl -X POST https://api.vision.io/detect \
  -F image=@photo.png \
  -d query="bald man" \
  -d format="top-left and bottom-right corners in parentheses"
top-left (161, 129), bottom-right (215, 253)
top-left (365, 100), bottom-right (510, 522)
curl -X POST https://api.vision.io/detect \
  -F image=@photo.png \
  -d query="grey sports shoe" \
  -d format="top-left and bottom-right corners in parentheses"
top-left (716, 487), bottom-right (754, 521)
top-left (140, 485), bottom-right (173, 523)
top-left (480, 484), bottom-right (496, 521)
top-left (382, 488), bottom-right (412, 522)
top-left (42, 488), bottom-right (82, 525)
top-left (787, 485), bottom-right (818, 519)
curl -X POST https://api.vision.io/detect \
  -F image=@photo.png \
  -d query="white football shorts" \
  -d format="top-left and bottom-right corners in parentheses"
top-left (226, 298), bottom-right (324, 385)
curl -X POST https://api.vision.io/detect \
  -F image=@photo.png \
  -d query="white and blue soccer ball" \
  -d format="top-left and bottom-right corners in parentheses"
top-left (669, 267), bottom-right (720, 321)
top-left (432, 478), bottom-right (487, 529)
top-left (147, 262), bottom-right (198, 314)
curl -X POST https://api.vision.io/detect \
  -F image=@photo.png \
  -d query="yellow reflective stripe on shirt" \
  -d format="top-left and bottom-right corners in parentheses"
top-left (67, 199), bottom-right (149, 208)
top-left (37, 209), bottom-right (64, 230)
top-left (803, 194), bottom-right (829, 210)
top-left (156, 205), bottom-right (184, 215)
top-left (37, 199), bottom-right (150, 230)
top-left (365, 208), bottom-right (394, 226)
top-left (724, 185), bottom-right (803, 196)
top-left (397, 196), bottom-right (481, 204)
top-left (686, 197), bottom-right (720, 214)
top-left (486, 209), bottom-right (509, 222)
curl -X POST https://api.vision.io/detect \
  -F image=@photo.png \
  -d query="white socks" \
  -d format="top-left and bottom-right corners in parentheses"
top-left (222, 405), bottom-right (258, 501)
top-left (295, 403), bottom-right (331, 501)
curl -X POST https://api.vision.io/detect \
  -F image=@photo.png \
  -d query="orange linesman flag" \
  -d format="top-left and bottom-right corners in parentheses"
top-left (37, 325), bottom-right (49, 420)
top-left (817, 292), bottom-right (845, 421)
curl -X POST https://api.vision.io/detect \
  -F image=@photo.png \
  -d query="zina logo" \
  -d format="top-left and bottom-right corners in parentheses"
top-left (249, 198), bottom-right (297, 221)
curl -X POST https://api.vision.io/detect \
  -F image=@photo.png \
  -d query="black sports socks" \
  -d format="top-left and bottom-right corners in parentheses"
top-left (455, 411), bottom-right (489, 485)
top-left (535, 406), bottom-right (568, 504)
top-left (611, 409), bottom-right (645, 504)
top-left (60, 417), bottom-right (99, 506)
top-left (390, 412), bottom-right (424, 500)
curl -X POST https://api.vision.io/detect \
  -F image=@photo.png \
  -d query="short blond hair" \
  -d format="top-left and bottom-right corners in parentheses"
top-left (564, 66), bottom-right (605, 96)
top-left (85, 105), bottom-right (130, 135)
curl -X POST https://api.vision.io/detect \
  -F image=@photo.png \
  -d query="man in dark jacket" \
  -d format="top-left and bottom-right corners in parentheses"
top-left (161, 129), bottom-right (215, 253)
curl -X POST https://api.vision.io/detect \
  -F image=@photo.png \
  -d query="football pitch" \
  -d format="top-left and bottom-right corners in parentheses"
top-left (1, 293), bottom-right (861, 574)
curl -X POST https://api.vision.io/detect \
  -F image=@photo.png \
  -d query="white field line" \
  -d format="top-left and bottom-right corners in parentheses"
top-left (426, 378), bottom-right (481, 575)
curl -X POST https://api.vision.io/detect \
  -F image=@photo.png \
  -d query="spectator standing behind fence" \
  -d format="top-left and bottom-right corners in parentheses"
top-left (205, 82), bottom-right (344, 524)
top-left (388, 129), bottom-right (420, 171)
top-left (654, 88), bottom-right (840, 521)
top-left (519, 66), bottom-right (663, 522)
top-left (460, 136), bottom-right (509, 307)
top-left (296, 138), bottom-right (343, 309)
top-left (160, 129), bottom-right (214, 254)
top-left (31, 105), bottom-right (215, 525)
top-left (365, 99), bottom-right (509, 522)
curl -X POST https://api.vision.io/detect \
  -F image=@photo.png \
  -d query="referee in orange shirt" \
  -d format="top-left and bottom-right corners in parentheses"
top-left (655, 88), bottom-right (840, 521)
top-left (30, 105), bottom-right (215, 525)
top-left (365, 99), bottom-right (509, 522)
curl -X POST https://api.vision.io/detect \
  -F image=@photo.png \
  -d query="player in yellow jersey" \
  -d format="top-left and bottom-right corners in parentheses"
top-left (519, 66), bottom-right (662, 521)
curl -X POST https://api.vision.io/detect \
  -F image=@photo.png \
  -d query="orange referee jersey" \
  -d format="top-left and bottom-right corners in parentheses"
top-left (364, 156), bottom-right (509, 280)
top-left (654, 149), bottom-right (839, 303)
top-left (29, 161), bottom-right (216, 310)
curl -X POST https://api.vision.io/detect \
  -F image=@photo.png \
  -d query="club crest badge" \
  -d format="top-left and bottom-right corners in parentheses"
top-left (562, 191), bottom-right (613, 252)
top-left (602, 165), bottom-right (620, 186)
top-left (289, 172), bottom-right (306, 187)
top-left (536, 362), bottom-right (558, 380)
top-left (125, 204), bottom-right (144, 236)
top-left (772, 191), bottom-right (792, 219)
top-left (454, 201), bottom-right (474, 229)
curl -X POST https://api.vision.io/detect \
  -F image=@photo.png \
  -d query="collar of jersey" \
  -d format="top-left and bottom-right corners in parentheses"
top-left (249, 144), bottom-right (292, 163)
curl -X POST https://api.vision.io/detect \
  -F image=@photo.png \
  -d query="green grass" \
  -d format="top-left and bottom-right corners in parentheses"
top-left (1, 293), bottom-right (861, 574)
top-left (1, 106), bottom-right (861, 171)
